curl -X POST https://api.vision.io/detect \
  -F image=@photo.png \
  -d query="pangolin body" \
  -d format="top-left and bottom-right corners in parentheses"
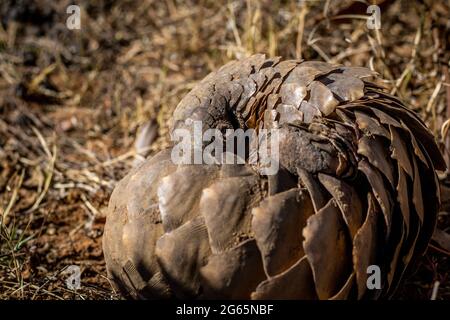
top-left (103, 54), bottom-right (445, 300)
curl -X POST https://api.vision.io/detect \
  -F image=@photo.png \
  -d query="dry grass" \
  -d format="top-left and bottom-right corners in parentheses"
top-left (0, 0), bottom-right (449, 299)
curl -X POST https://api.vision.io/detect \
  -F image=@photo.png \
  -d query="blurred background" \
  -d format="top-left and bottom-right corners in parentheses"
top-left (0, 0), bottom-right (449, 299)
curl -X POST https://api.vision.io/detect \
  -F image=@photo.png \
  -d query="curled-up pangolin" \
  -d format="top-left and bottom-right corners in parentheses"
top-left (103, 54), bottom-right (446, 300)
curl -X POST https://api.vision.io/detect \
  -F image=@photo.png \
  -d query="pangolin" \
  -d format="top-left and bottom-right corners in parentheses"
top-left (103, 54), bottom-right (445, 300)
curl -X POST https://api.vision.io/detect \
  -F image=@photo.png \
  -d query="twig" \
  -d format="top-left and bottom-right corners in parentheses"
top-left (295, 3), bottom-right (308, 60)
top-left (430, 281), bottom-right (440, 300)
top-left (26, 128), bottom-right (57, 213)
top-left (0, 169), bottom-right (24, 223)
top-left (444, 65), bottom-right (450, 170)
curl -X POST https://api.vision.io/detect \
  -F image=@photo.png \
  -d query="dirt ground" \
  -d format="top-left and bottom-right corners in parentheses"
top-left (0, 0), bottom-right (449, 300)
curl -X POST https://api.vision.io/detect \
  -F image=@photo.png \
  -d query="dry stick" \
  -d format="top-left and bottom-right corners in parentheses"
top-left (26, 144), bottom-right (57, 213)
top-left (426, 81), bottom-right (443, 114)
top-left (227, 3), bottom-right (243, 52)
top-left (430, 281), bottom-right (440, 300)
top-left (295, 3), bottom-right (308, 60)
top-left (0, 169), bottom-right (26, 297)
top-left (429, 243), bottom-right (450, 256)
top-left (391, 16), bottom-right (422, 96)
top-left (444, 65), bottom-right (450, 170)
top-left (4, 233), bottom-right (23, 298)
top-left (267, 17), bottom-right (276, 57)
top-left (0, 169), bottom-right (24, 223)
